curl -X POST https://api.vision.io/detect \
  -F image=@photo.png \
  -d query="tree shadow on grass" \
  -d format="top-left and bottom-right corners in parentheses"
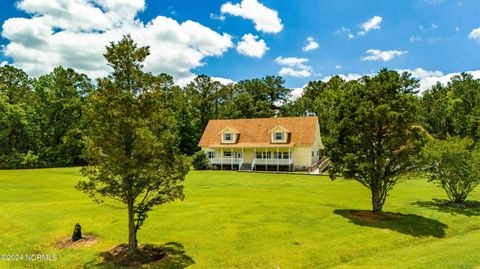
top-left (83, 241), bottom-right (194, 269)
top-left (333, 209), bottom-right (448, 238)
top-left (412, 199), bottom-right (480, 217)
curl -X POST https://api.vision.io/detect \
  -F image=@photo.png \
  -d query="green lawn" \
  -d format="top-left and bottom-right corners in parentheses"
top-left (0, 168), bottom-right (479, 269)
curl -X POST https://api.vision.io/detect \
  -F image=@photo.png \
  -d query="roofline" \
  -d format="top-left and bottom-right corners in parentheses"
top-left (207, 116), bottom-right (319, 122)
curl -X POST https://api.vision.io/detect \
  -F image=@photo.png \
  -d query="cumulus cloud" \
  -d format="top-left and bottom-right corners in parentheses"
top-left (358, 16), bottom-right (382, 36)
top-left (322, 73), bottom-right (366, 82)
top-left (1, 0), bottom-right (233, 82)
top-left (322, 68), bottom-right (480, 92)
top-left (176, 75), bottom-right (236, 87)
top-left (469, 27), bottom-right (480, 41)
top-left (275, 56), bottom-right (312, 78)
top-left (289, 85), bottom-right (307, 100)
top-left (236, 34), bottom-right (269, 58)
top-left (398, 68), bottom-right (480, 91)
top-left (220, 0), bottom-right (283, 34)
top-left (361, 49), bottom-right (407, 62)
top-left (302, 37), bottom-right (319, 52)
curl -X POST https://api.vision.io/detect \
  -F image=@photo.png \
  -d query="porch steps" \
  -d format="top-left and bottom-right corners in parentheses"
top-left (239, 163), bottom-right (253, 171)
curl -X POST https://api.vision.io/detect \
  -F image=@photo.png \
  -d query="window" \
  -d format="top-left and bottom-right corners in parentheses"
top-left (274, 132), bottom-right (284, 141)
top-left (274, 152), bottom-right (282, 159)
top-left (282, 152), bottom-right (290, 159)
top-left (224, 133), bottom-right (232, 141)
top-left (207, 151), bottom-right (216, 159)
top-left (312, 151), bottom-right (314, 157)
top-left (255, 152), bottom-right (271, 159)
top-left (224, 151), bottom-right (232, 157)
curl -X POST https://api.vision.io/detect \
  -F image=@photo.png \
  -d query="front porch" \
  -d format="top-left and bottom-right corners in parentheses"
top-left (205, 147), bottom-right (295, 172)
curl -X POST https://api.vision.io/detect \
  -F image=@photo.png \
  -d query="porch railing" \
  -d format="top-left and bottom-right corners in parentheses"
top-left (254, 158), bottom-right (293, 165)
top-left (208, 158), bottom-right (242, 165)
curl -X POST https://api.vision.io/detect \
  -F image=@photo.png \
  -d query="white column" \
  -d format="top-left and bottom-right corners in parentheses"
top-left (254, 148), bottom-right (256, 171)
top-left (221, 148), bottom-right (223, 170)
top-left (231, 147), bottom-right (233, 170)
top-left (277, 147), bottom-right (279, 172)
top-left (265, 148), bottom-right (267, 171)
top-left (289, 148), bottom-right (291, 172)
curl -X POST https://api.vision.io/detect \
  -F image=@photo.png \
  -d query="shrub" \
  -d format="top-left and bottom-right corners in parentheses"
top-left (424, 137), bottom-right (480, 204)
top-left (192, 151), bottom-right (209, 170)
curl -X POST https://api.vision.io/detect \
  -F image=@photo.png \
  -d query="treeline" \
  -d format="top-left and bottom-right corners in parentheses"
top-left (1, 63), bottom-right (480, 169)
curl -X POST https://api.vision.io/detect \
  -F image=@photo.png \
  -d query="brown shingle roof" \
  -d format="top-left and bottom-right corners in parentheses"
top-left (198, 116), bottom-right (319, 148)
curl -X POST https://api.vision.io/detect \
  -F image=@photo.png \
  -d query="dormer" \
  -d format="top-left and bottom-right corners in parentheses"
top-left (219, 127), bottom-right (239, 144)
top-left (269, 126), bottom-right (290, 144)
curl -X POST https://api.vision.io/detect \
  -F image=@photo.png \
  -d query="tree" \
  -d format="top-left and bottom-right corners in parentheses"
top-left (33, 67), bottom-right (92, 166)
top-left (328, 69), bottom-right (427, 214)
top-left (419, 73), bottom-right (480, 144)
top-left (0, 65), bottom-right (40, 168)
top-left (192, 151), bottom-right (209, 170)
top-left (424, 137), bottom-right (480, 204)
top-left (76, 35), bottom-right (189, 254)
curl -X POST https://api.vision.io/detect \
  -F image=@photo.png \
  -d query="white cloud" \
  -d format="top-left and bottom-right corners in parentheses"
top-left (323, 68), bottom-right (480, 92)
top-left (220, 0), bottom-right (283, 34)
top-left (335, 65), bottom-right (343, 70)
top-left (358, 16), bottom-right (382, 36)
top-left (236, 34), bottom-right (268, 58)
top-left (398, 68), bottom-right (480, 91)
top-left (289, 85), bottom-right (306, 100)
top-left (322, 73), bottom-right (366, 82)
top-left (337, 27), bottom-right (354, 39)
top-left (210, 13), bottom-right (226, 21)
top-left (176, 75), bottom-right (236, 87)
top-left (278, 67), bottom-right (312, 78)
top-left (0, 61), bottom-right (7, 66)
top-left (275, 57), bottom-right (308, 66)
top-left (212, 76), bottom-right (236, 85)
top-left (409, 35), bottom-right (422, 42)
top-left (275, 56), bottom-right (312, 78)
top-left (2, 0), bottom-right (233, 81)
top-left (302, 37), bottom-right (319, 52)
top-left (468, 27), bottom-right (480, 41)
top-left (361, 49), bottom-right (407, 62)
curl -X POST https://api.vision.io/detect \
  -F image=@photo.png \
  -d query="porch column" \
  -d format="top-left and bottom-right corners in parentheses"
top-left (221, 148), bottom-right (223, 171)
top-left (231, 147), bottom-right (233, 171)
top-left (289, 148), bottom-right (291, 172)
top-left (265, 148), bottom-right (267, 171)
top-left (254, 148), bottom-right (256, 171)
top-left (276, 147), bottom-right (279, 172)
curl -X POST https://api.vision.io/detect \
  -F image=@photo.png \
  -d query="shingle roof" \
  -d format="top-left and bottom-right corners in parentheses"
top-left (198, 116), bottom-right (319, 148)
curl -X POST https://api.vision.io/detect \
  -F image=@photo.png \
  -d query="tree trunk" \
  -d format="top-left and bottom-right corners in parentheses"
top-left (371, 187), bottom-right (385, 214)
top-left (127, 201), bottom-right (137, 254)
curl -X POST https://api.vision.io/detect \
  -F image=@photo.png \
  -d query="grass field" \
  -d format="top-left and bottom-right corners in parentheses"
top-left (0, 168), bottom-right (479, 268)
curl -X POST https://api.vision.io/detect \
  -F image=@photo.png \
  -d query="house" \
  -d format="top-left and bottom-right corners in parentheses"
top-left (198, 116), bottom-right (325, 172)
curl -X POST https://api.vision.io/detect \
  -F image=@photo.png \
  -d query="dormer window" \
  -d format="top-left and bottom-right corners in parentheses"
top-left (269, 125), bottom-right (289, 144)
top-left (219, 127), bottom-right (239, 144)
top-left (274, 132), bottom-right (284, 141)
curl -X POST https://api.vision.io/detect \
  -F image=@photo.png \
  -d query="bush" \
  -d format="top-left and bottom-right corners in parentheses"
top-left (192, 151), bottom-right (209, 170)
top-left (424, 137), bottom-right (480, 204)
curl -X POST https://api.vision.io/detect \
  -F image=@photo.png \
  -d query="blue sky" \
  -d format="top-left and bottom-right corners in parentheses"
top-left (1, 0), bottom-right (480, 92)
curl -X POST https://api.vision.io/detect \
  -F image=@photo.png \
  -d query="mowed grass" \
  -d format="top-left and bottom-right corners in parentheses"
top-left (0, 168), bottom-right (480, 269)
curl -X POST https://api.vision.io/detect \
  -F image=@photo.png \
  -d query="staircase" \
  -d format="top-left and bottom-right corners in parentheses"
top-left (308, 157), bottom-right (331, 175)
top-left (239, 163), bottom-right (253, 171)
